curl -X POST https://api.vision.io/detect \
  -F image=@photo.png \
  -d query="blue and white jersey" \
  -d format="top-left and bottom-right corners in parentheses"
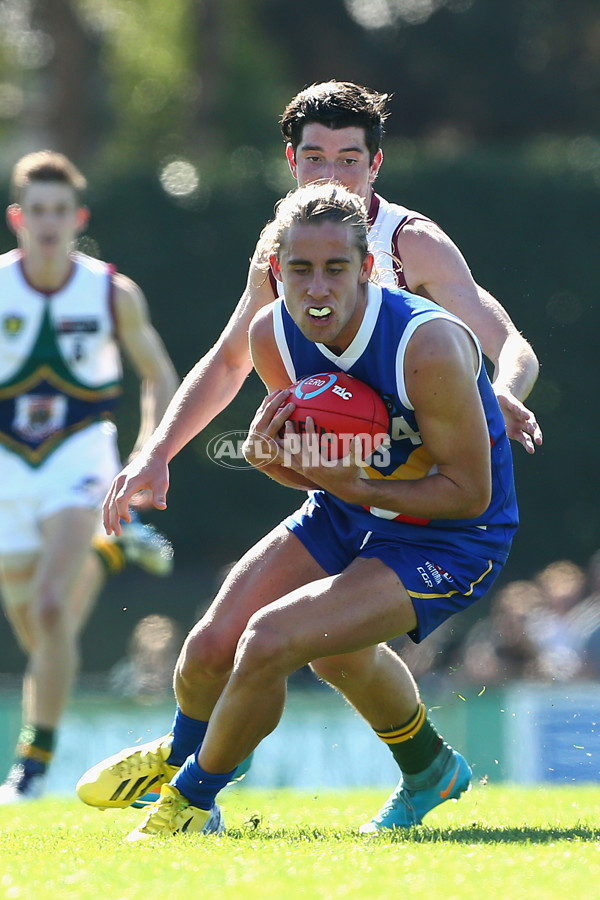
top-left (272, 282), bottom-right (518, 562)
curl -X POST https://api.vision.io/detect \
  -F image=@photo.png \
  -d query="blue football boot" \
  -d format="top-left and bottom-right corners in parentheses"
top-left (360, 748), bottom-right (472, 833)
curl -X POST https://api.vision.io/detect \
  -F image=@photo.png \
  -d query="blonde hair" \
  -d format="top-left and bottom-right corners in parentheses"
top-left (256, 182), bottom-right (369, 270)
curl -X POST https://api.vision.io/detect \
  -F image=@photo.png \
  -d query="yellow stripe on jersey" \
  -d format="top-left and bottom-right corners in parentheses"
top-left (0, 363), bottom-right (121, 401)
top-left (363, 444), bottom-right (434, 482)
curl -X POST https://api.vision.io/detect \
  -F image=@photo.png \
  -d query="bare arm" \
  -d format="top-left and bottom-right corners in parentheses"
top-left (353, 320), bottom-right (491, 518)
top-left (113, 273), bottom-right (179, 455)
top-left (396, 220), bottom-right (542, 453)
top-left (103, 257), bottom-right (275, 532)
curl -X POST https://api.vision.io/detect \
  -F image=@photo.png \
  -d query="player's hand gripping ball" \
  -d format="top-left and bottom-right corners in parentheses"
top-left (283, 371), bottom-right (389, 461)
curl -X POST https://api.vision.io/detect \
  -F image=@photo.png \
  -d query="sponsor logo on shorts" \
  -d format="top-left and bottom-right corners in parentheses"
top-left (425, 560), bottom-right (444, 585)
top-left (417, 566), bottom-right (434, 587)
top-left (418, 561), bottom-right (455, 587)
top-left (431, 562), bottom-right (455, 584)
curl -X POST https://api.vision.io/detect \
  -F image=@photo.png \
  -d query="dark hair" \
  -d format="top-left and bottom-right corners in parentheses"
top-left (10, 150), bottom-right (87, 203)
top-left (256, 182), bottom-right (369, 267)
top-left (280, 81), bottom-right (390, 162)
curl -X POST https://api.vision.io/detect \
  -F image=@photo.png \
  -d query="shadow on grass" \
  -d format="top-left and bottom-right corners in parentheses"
top-left (226, 820), bottom-right (600, 844)
top-left (390, 824), bottom-right (600, 844)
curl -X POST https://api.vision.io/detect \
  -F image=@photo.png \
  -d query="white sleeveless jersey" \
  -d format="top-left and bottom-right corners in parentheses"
top-left (366, 193), bottom-right (430, 288)
top-left (0, 250), bottom-right (123, 465)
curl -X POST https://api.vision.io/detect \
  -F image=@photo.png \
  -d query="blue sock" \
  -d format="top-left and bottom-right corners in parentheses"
top-left (171, 754), bottom-right (235, 810)
top-left (168, 708), bottom-right (209, 766)
top-left (19, 758), bottom-right (46, 777)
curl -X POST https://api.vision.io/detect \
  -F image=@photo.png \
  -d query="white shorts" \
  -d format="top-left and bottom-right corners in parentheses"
top-left (0, 421), bottom-right (121, 554)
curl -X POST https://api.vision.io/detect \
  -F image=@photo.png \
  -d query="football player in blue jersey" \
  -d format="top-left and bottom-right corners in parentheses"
top-left (79, 80), bottom-right (540, 826)
top-left (82, 182), bottom-right (518, 839)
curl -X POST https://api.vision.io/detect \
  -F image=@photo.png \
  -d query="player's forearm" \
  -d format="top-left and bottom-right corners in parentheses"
top-left (492, 333), bottom-right (539, 402)
top-left (131, 368), bottom-right (179, 456)
top-left (343, 471), bottom-right (491, 521)
top-left (253, 460), bottom-right (316, 491)
top-left (147, 346), bottom-right (252, 463)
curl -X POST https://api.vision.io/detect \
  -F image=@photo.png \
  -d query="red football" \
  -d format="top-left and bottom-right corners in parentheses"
top-left (284, 371), bottom-right (389, 461)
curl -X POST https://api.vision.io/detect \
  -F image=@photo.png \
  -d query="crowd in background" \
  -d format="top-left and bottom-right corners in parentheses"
top-left (397, 549), bottom-right (600, 690)
top-left (111, 550), bottom-right (600, 702)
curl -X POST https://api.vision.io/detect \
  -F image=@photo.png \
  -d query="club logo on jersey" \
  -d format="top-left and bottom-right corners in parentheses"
top-left (2, 313), bottom-right (24, 337)
top-left (12, 394), bottom-right (68, 442)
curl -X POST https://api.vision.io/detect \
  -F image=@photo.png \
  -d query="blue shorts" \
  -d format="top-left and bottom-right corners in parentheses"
top-left (285, 492), bottom-right (507, 643)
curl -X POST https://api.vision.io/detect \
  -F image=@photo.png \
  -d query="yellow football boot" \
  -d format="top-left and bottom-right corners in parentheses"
top-left (76, 733), bottom-right (179, 808)
top-left (125, 784), bottom-right (224, 841)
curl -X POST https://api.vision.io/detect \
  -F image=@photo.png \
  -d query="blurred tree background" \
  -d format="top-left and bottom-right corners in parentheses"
top-left (0, 0), bottom-right (598, 670)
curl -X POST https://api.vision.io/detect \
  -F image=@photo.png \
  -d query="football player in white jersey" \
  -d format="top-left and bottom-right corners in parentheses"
top-left (0, 151), bottom-right (178, 802)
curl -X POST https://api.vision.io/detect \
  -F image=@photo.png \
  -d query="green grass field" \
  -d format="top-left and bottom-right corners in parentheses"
top-left (0, 783), bottom-right (598, 900)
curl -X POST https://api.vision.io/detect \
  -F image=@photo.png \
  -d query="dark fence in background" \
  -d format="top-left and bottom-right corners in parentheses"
top-left (1, 148), bottom-right (597, 671)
